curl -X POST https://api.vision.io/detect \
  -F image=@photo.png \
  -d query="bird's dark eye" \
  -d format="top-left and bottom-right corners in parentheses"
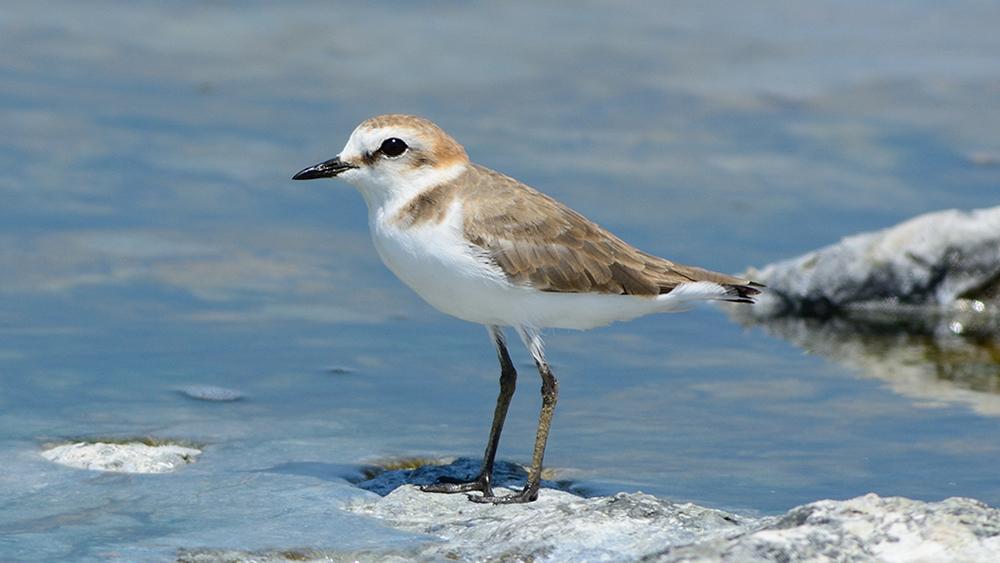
top-left (379, 138), bottom-right (408, 157)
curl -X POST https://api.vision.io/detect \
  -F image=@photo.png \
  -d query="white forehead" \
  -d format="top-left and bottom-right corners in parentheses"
top-left (334, 114), bottom-right (469, 176)
top-left (340, 116), bottom-right (452, 160)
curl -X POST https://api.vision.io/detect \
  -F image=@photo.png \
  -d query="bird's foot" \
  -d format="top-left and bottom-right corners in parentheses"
top-left (465, 486), bottom-right (538, 504)
top-left (420, 474), bottom-right (493, 497)
top-left (421, 475), bottom-right (539, 504)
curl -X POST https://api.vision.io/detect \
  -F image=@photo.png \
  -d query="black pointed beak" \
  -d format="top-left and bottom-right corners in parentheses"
top-left (292, 157), bottom-right (358, 180)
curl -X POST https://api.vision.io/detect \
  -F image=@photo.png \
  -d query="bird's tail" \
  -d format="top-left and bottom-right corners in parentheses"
top-left (721, 281), bottom-right (765, 304)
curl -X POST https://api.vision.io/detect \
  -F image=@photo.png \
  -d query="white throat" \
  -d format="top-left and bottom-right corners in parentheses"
top-left (344, 161), bottom-right (468, 219)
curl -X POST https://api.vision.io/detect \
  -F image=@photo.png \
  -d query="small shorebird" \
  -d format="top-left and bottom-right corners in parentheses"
top-left (293, 114), bottom-right (762, 503)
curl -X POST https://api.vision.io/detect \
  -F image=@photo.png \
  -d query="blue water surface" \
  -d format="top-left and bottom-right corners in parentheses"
top-left (2, 1), bottom-right (1000, 561)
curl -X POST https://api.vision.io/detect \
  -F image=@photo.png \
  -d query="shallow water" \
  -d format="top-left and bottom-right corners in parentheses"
top-left (2, 0), bottom-right (1000, 560)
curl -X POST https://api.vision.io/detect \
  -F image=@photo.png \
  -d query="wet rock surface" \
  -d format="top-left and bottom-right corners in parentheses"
top-left (177, 484), bottom-right (1000, 563)
top-left (648, 494), bottom-right (1000, 563)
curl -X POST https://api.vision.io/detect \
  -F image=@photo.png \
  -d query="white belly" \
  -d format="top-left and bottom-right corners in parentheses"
top-left (368, 203), bottom-right (723, 330)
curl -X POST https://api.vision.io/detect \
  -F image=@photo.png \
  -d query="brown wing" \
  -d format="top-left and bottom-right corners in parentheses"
top-left (459, 164), bottom-right (762, 301)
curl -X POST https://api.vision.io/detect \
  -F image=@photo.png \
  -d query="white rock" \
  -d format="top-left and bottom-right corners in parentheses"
top-left (742, 206), bottom-right (1000, 318)
top-left (652, 493), bottom-right (1000, 563)
top-left (342, 485), bottom-right (747, 562)
top-left (333, 489), bottom-right (1000, 563)
top-left (40, 441), bottom-right (201, 473)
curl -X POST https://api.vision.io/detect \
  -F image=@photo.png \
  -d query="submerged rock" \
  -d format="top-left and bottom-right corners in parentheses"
top-left (354, 456), bottom-right (571, 496)
top-left (40, 441), bottom-right (201, 473)
top-left (179, 385), bottom-right (244, 401)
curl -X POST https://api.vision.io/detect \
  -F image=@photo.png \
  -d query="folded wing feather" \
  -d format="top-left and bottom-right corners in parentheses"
top-left (460, 164), bottom-right (762, 301)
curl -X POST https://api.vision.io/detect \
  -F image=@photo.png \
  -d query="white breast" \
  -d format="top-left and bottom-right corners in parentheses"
top-left (369, 198), bottom-right (514, 323)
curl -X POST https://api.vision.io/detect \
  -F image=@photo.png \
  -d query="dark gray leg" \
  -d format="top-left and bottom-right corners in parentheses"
top-left (421, 325), bottom-right (517, 499)
top-left (472, 324), bottom-right (558, 504)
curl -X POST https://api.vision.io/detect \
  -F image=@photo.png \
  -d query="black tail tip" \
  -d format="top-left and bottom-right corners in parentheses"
top-left (727, 282), bottom-right (765, 303)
